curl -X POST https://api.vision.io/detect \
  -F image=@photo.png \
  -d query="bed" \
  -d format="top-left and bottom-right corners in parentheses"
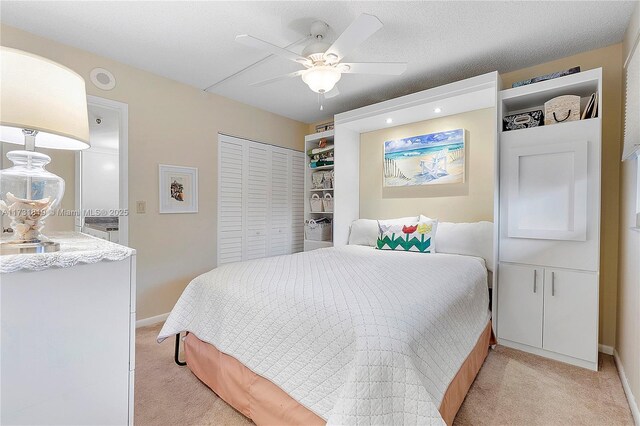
top-left (158, 244), bottom-right (492, 425)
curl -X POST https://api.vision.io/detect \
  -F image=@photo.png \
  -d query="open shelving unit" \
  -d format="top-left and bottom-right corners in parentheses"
top-left (500, 68), bottom-right (601, 132)
top-left (303, 129), bottom-right (335, 251)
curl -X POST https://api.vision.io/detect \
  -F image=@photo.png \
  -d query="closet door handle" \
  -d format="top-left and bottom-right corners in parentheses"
top-left (533, 269), bottom-right (537, 293)
top-left (551, 272), bottom-right (556, 296)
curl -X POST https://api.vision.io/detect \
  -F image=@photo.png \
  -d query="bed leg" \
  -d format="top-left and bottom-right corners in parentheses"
top-left (174, 333), bottom-right (187, 366)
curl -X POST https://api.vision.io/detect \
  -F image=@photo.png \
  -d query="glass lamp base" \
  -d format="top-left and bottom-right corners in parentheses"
top-left (0, 240), bottom-right (60, 254)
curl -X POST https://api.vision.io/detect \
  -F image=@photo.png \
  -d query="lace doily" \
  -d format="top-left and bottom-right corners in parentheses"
top-left (0, 232), bottom-right (135, 273)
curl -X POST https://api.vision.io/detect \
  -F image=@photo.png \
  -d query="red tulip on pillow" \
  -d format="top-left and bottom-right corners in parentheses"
top-left (402, 224), bottom-right (417, 242)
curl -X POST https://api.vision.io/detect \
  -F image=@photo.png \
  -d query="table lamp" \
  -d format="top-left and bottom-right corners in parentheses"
top-left (0, 46), bottom-right (90, 254)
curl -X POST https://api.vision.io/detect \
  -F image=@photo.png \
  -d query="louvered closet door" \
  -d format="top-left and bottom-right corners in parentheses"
top-left (290, 151), bottom-right (305, 253)
top-left (245, 142), bottom-right (270, 260)
top-left (218, 138), bottom-right (244, 265)
top-left (218, 134), bottom-right (305, 264)
top-left (269, 147), bottom-right (291, 256)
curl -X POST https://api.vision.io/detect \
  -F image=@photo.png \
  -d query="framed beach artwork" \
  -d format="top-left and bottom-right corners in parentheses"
top-left (383, 128), bottom-right (466, 187)
top-left (159, 164), bottom-right (198, 213)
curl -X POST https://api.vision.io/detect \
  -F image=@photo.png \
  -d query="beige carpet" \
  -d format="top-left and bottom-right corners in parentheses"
top-left (136, 324), bottom-right (633, 425)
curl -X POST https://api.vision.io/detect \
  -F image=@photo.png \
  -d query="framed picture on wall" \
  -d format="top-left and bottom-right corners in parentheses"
top-left (159, 164), bottom-right (198, 213)
top-left (383, 128), bottom-right (466, 187)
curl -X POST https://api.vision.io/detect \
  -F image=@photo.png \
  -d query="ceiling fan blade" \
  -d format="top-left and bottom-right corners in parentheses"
top-left (236, 35), bottom-right (311, 66)
top-left (324, 14), bottom-right (383, 62)
top-left (249, 70), bottom-right (304, 87)
top-left (324, 86), bottom-right (340, 99)
top-left (340, 62), bottom-right (407, 75)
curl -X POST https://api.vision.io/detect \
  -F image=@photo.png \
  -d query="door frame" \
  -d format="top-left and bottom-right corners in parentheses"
top-left (75, 95), bottom-right (129, 246)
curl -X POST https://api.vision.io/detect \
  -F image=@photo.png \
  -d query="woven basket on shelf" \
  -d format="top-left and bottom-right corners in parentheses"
top-left (544, 95), bottom-right (580, 125)
top-left (304, 220), bottom-right (332, 241)
top-left (309, 193), bottom-right (324, 212)
top-left (323, 170), bottom-right (334, 189)
top-left (312, 171), bottom-right (324, 189)
top-left (322, 193), bottom-right (334, 213)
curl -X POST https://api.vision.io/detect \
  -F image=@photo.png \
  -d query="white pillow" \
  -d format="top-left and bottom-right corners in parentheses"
top-left (378, 216), bottom-right (420, 226)
top-left (431, 220), bottom-right (494, 271)
top-left (348, 219), bottom-right (379, 246)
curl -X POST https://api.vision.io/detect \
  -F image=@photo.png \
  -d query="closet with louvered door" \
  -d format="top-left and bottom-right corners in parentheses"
top-left (217, 134), bottom-right (304, 266)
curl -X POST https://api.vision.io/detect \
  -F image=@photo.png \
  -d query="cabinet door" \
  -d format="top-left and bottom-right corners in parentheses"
top-left (543, 269), bottom-right (598, 362)
top-left (290, 151), bottom-right (305, 254)
top-left (497, 263), bottom-right (543, 348)
top-left (499, 120), bottom-right (601, 271)
top-left (269, 147), bottom-right (291, 256)
top-left (505, 140), bottom-right (588, 241)
top-left (245, 142), bottom-right (270, 260)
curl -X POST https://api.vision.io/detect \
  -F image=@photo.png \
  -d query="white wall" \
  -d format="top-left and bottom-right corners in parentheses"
top-left (82, 149), bottom-right (119, 213)
top-left (0, 24), bottom-right (309, 321)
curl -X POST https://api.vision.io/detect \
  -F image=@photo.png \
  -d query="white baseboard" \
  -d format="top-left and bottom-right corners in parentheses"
top-left (614, 349), bottom-right (640, 426)
top-left (599, 344), bottom-right (614, 355)
top-left (136, 312), bottom-right (170, 328)
top-left (500, 338), bottom-right (598, 371)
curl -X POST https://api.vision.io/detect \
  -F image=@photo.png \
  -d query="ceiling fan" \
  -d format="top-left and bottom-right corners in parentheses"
top-left (235, 14), bottom-right (407, 106)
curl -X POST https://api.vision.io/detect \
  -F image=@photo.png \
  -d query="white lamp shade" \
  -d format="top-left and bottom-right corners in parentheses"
top-left (302, 66), bottom-right (341, 94)
top-left (0, 46), bottom-right (90, 150)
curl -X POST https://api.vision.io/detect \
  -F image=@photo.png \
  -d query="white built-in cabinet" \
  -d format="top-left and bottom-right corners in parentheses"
top-left (496, 69), bottom-right (602, 370)
top-left (217, 134), bottom-right (304, 265)
top-left (497, 264), bottom-right (598, 364)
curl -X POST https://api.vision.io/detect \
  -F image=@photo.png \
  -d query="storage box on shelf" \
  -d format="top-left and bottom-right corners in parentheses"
top-left (496, 68), bottom-right (602, 371)
top-left (304, 129), bottom-right (335, 252)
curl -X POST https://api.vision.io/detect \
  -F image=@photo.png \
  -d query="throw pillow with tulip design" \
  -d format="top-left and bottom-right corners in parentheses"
top-left (376, 220), bottom-right (437, 252)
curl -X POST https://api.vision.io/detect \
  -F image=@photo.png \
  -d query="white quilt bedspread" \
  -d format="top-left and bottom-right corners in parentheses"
top-left (158, 245), bottom-right (490, 425)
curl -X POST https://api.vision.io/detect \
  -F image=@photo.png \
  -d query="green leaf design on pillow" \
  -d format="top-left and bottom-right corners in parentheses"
top-left (376, 234), bottom-right (432, 252)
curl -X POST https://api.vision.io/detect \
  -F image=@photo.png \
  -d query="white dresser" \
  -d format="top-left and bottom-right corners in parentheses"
top-left (496, 69), bottom-right (602, 370)
top-left (0, 233), bottom-right (136, 425)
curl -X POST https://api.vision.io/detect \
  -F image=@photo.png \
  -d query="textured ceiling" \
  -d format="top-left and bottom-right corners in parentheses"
top-left (0, 1), bottom-right (634, 123)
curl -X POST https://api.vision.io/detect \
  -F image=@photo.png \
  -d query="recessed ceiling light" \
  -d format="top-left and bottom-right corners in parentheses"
top-left (434, 107), bottom-right (442, 113)
top-left (386, 118), bottom-right (393, 124)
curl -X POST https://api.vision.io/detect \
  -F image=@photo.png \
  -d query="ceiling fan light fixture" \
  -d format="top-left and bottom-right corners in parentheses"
top-left (302, 66), bottom-right (342, 93)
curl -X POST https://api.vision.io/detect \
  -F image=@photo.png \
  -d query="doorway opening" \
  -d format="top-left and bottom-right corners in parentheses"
top-left (75, 96), bottom-right (129, 245)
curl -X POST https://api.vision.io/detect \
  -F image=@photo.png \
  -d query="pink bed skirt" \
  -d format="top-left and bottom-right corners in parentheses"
top-left (184, 321), bottom-right (494, 426)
